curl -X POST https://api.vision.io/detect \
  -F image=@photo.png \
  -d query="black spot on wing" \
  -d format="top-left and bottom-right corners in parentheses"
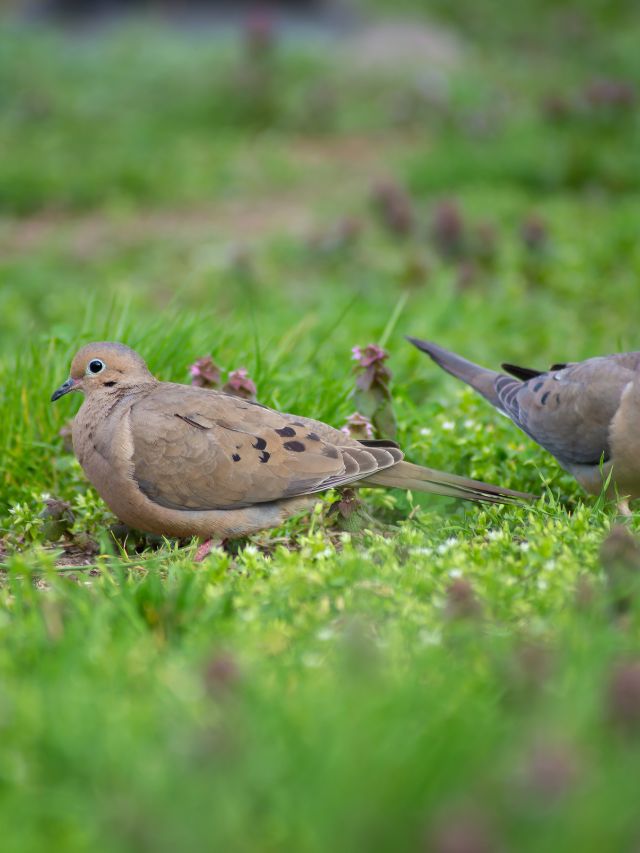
top-left (259, 451), bottom-right (270, 463)
top-left (252, 436), bottom-right (267, 450)
top-left (275, 426), bottom-right (296, 437)
top-left (284, 440), bottom-right (305, 452)
top-left (306, 432), bottom-right (320, 441)
top-left (232, 453), bottom-right (241, 462)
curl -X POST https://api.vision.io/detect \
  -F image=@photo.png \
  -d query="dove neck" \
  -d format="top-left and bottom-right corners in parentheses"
top-left (85, 378), bottom-right (158, 401)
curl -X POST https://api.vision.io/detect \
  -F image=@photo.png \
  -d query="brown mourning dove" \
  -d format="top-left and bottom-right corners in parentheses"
top-left (50, 342), bottom-right (533, 543)
top-left (408, 337), bottom-right (640, 514)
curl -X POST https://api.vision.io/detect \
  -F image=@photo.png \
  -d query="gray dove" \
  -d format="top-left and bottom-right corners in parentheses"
top-left (409, 337), bottom-right (640, 514)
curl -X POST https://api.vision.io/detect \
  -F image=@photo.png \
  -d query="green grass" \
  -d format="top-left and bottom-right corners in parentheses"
top-left (2, 9), bottom-right (640, 851)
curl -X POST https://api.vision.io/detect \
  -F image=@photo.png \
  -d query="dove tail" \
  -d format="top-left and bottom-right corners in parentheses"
top-left (407, 337), bottom-right (503, 409)
top-left (364, 461), bottom-right (535, 505)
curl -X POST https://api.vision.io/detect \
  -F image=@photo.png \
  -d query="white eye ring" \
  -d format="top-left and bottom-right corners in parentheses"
top-left (87, 359), bottom-right (105, 375)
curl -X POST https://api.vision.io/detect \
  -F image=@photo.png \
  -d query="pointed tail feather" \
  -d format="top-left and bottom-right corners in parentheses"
top-left (406, 337), bottom-right (503, 409)
top-left (364, 461), bottom-right (536, 505)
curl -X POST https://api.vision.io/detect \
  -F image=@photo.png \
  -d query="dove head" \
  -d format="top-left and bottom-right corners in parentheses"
top-left (51, 342), bottom-right (155, 402)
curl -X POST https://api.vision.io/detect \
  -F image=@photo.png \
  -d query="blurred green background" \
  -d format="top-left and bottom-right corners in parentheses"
top-left (2, 1), bottom-right (640, 850)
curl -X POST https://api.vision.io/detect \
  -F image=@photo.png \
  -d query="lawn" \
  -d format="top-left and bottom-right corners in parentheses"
top-left (2, 4), bottom-right (640, 850)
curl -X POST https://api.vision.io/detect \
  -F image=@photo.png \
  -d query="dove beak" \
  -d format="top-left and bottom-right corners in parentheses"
top-left (51, 377), bottom-right (78, 402)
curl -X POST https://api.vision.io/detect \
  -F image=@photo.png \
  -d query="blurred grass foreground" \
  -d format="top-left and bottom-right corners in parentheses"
top-left (2, 0), bottom-right (640, 851)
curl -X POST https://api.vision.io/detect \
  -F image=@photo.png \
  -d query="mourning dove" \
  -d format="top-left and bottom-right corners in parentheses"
top-left (50, 342), bottom-right (533, 542)
top-left (408, 337), bottom-right (640, 514)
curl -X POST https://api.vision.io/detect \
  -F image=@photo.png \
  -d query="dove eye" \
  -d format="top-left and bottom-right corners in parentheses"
top-left (88, 359), bottom-right (105, 375)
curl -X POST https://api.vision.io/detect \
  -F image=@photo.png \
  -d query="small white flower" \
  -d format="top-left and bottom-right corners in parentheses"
top-left (448, 568), bottom-right (463, 578)
top-left (441, 420), bottom-right (455, 431)
top-left (318, 548), bottom-right (334, 559)
top-left (419, 427), bottom-right (432, 436)
top-left (520, 542), bottom-right (530, 551)
top-left (436, 537), bottom-right (458, 554)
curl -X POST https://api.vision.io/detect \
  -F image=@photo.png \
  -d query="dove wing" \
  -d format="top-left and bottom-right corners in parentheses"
top-left (128, 384), bottom-right (402, 510)
top-left (494, 354), bottom-right (640, 466)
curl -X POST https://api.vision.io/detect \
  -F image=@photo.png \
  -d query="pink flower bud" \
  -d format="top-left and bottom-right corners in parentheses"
top-left (223, 367), bottom-right (257, 401)
top-left (341, 412), bottom-right (374, 441)
top-left (190, 356), bottom-right (222, 389)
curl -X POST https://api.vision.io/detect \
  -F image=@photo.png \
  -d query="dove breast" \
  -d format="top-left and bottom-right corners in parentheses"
top-left (607, 379), bottom-right (640, 499)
